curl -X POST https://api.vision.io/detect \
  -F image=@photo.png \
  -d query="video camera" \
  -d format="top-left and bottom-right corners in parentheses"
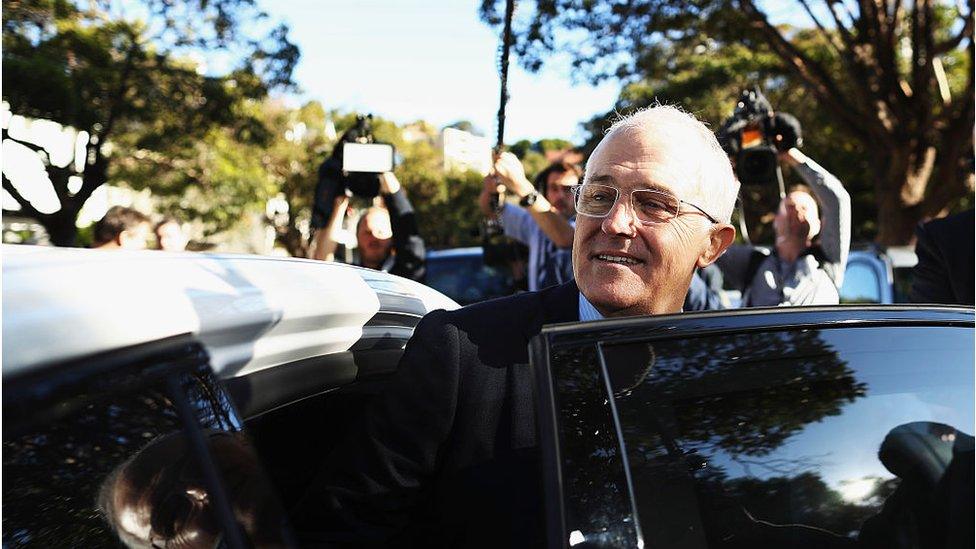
top-left (311, 114), bottom-right (397, 231)
top-left (717, 87), bottom-right (802, 189)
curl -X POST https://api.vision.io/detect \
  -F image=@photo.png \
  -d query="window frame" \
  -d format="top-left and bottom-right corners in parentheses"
top-left (532, 305), bottom-right (973, 549)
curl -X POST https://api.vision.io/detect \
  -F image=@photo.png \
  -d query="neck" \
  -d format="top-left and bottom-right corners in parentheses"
top-left (775, 237), bottom-right (810, 263)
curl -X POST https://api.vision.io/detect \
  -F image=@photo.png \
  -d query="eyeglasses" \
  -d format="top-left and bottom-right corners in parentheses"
top-left (573, 183), bottom-right (719, 224)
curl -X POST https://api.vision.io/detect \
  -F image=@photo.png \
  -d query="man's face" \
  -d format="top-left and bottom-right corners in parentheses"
top-left (573, 130), bottom-right (718, 316)
top-left (545, 170), bottom-right (578, 218)
top-left (119, 223), bottom-right (151, 250)
top-left (357, 209), bottom-right (394, 268)
top-left (774, 191), bottom-right (819, 242)
top-left (155, 221), bottom-right (187, 251)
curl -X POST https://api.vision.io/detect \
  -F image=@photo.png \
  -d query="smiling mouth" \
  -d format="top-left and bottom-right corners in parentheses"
top-left (594, 254), bottom-right (643, 265)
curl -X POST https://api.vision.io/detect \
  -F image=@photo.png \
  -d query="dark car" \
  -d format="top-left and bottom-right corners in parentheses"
top-left (533, 306), bottom-right (973, 548)
top-left (425, 246), bottom-right (518, 305)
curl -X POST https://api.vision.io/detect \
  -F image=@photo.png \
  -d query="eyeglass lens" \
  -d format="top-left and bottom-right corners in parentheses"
top-left (576, 184), bottom-right (679, 223)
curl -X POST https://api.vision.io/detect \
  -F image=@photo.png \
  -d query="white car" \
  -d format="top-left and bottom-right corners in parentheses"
top-left (2, 245), bottom-right (456, 547)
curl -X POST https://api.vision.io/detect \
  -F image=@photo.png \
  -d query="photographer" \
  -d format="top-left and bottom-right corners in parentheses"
top-left (716, 91), bottom-right (851, 307)
top-left (480, 153), bottom-right (579, 291)
top-left (309, 122), bottom-right (425, 282)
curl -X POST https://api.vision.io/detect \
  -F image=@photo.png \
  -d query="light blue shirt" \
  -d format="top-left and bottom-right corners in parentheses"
top-left (500, 204), bottom-right (575, 291)
top-left (578, 293), bottom-right (604, 322)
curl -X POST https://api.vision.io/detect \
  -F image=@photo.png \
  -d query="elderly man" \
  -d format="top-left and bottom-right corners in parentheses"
top-left (295, 106), bottom-right (738, 547)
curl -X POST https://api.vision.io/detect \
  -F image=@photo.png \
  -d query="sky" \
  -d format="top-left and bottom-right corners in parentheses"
top-left (262, 0), bottom-right (622, 144)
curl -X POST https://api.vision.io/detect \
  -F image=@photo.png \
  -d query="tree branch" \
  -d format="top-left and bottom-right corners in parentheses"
top-left (2, 172), bottom-right (43, 219)
top-left (798, 0), bottom-right (846, 58)
top-left (2, 128), bottom-right (52, 164)
top-left (740, 0), bottom-right (873, 141)
top-left (935, 0), bottom-right (974, 54)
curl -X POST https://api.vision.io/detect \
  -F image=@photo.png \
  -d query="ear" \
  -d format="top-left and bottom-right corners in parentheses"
top-left (697, 224), bottom-right (736, 268)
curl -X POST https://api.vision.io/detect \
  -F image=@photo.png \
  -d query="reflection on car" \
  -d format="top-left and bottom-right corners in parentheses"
top-left (534, 307), bottom-right (973, 548)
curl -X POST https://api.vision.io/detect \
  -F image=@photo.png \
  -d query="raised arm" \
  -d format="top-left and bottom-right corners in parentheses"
top-left (380, 172), bottom-right (426, 282)
top-left (784, 148), bottom-right (851, 287)
top-left (492, 153), bottom-right (575, 248)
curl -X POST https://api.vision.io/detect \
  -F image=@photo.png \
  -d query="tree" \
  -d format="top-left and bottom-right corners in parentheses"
top-left (2, 0), bottom-right (298, 246)
top-left (481, 0), bottom-right (974, 245)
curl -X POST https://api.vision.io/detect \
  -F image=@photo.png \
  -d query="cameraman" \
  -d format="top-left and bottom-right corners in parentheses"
top-left (309, 129), bottom-right (425, 282)
top-left (480, 153), bottom-right (579, 291)
top-left (718, 113), bottom-right (851, 307)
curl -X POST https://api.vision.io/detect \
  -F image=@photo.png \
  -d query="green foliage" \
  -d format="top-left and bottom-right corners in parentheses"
top-left (1, 0), bottom-right (297, 245)
top-left (481, 0), bottom-right (975, 244)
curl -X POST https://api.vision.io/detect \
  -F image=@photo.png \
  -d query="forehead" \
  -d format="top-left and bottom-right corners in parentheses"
top-left (586, 129), bottom-right (696, 194)
top-left (547, 170), bottom-right (578, 186)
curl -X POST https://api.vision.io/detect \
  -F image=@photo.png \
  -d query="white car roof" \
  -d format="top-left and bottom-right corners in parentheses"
top-left (2, 245), bottom-right (457, 379)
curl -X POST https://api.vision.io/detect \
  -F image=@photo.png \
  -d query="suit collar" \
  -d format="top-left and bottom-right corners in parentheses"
top-left (539, 280), bottom-right (580, 326)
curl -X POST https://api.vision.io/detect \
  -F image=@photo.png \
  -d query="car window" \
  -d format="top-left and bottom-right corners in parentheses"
top-left (840, 260), bottom-right (882, 303)
top-left (3, 344), bottom-right (291, 548)
top-left (599, 325), bottom-right (974, 548)
top-left (425, 253), bottom-right (514, 305)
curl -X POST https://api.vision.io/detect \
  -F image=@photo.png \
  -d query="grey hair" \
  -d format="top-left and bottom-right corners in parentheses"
top-left (588, 104), bottom-right (739, 223)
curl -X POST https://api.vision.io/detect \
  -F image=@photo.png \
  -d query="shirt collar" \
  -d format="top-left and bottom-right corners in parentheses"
top-left (578, 292), bottom-right (604, 322)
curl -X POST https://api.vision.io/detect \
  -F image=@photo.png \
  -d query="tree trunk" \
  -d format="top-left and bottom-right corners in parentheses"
top-left (40, 209), bottom-right (82, 247)
top-left (276, 223), bottom-right (308, 257)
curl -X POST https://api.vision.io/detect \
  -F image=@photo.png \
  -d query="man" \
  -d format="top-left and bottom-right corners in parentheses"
top-left (310, 171), bottom-right (426, 281)
top-left (480, 157), bottom-right (580, 291)
top-left (484, 154), bottom-right (721, 308)
top-left (910, 209), bottom-right (975, 305)
top-left (295, 105), bottom-right (738, 546)
top-left (718, 146), bottom-right (851, 306)
top-left (154, 216), bottom-right (188, 252)
top-left (91, 206), bottom-right (151, 250)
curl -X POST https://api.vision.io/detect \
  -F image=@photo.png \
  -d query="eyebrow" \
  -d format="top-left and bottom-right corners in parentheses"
top-left (586, 174), bottom-right (673, 194)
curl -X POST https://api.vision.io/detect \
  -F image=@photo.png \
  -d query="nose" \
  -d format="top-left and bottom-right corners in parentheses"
top-left (601, 198), bottom-right (638, 237)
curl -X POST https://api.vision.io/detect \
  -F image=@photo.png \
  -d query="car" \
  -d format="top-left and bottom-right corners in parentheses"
top-left (2, 245), bottom-right (457, 547)
top-left (533, 306), bottom-right (973, 547)
top-left (425, 246), bottom-right (518, 305)
top-left (3, 246), bottom-right (972, 548)
top-left (840, 247), bottom-right (917, 304)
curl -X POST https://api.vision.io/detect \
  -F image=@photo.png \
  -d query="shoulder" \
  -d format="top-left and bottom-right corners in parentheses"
top-left (418, 283), bottom-right (577, 340)
top-left (919, 209), bottom-right (974, 242)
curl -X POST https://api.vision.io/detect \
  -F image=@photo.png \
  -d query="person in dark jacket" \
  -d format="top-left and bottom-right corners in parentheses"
top-left (310, 169), bottom-right (426, 282)
top-left (910, 209), bottom-right (974, 306)
top-left (293, 105), bottom-right (740, 547)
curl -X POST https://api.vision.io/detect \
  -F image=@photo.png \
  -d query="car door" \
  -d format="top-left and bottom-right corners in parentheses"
top-left (532, 307), bottom-right (974, 548)
top-left (3, 335), bottom-right (294, 548)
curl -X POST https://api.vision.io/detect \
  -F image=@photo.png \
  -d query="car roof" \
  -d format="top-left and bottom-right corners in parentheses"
top-left (2, 245), bottom-right (458, 379)
top-left (426, 247), bottom-right (483, 259)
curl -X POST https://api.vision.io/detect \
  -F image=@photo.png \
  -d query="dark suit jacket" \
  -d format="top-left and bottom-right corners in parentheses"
top-left (910, 209), bottom-right (974, 306)
top-left (296, 281), bottom-right (580, 547)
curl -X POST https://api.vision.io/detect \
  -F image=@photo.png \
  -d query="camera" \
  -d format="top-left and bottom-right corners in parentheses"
top-left (321, 114), bottom-right (396, 200)
top-left (311, 114), bottom-right (396, 231)
top-left (718, 87), bottom-right (802, 187)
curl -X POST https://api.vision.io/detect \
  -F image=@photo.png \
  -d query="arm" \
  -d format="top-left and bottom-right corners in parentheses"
top-left (309, 196), bottom-right (349, 261)
top-left (294, 311), bottom-right (459, 544)
top-left (380, 172), bottom-right (426, 282)
top-left (784, 148), bottom-right (851, 287)
top-left (493, 153), bottom-right (575, 248)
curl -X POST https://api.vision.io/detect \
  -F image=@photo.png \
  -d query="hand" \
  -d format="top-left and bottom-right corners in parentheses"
top-left (492, 152), bottom-right (534, 197)
top-left (379, 171), bottom-right (401, 195)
